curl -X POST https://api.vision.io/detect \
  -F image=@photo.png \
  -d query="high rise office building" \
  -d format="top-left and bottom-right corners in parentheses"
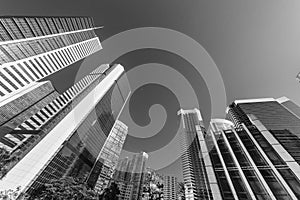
top-left (163, 175), bottom-right (178, 200)
top-left (0, 16), bottom-right (102, 161)
top-left (0, 16), bottom-right (131, 197)
top-left (226, 97), bottom-right (300, 166)
top-left (0, 16), bottom-right (101, 97)
top-left (113, 152), bottom-right (149, 200)
top-left (203, 119), bottom-right (300, 199)
top-left (177, 108), bottom-right (213, 200)
top-left (0, 63), bottom-right (131, 196)
top-left (94, 120), bottom-right (128, 192)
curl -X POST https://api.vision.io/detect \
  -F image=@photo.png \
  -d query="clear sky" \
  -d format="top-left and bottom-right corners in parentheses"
top-left (1, 0), bottom-right (300, 181)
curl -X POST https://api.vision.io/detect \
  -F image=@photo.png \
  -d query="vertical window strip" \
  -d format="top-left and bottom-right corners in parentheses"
top-left (61, 49), bottom-right (72, 64)
top-left (45, 54), bottom-right (58, 70)
top-left (28, 60), bottom-right (45, 78)
top-left (23, 61), bottom-right (41, 79)
top-left (52, 51), bottom-right (64, 66)
top-left (11, 65), bottom-right (30, 84)
top-left (0, 21), bottom-right (12, 41)
top-left (39, 57), bottom-right (53, 73)
top-left (2, 45), bottom-right (19, 60)
top-left (56, 51), bottom-right (68, 65)
top-left (32, 115), bottom-right (44, 125)
top-left (13, 18), bottom-right (34, 38)
top-left (49, 53), bottom-right (62, 69)
top-left (0, 71), bottom-right (18, 90)
top-left (33, 58), bottom-right (49, 75)
top-left (50, 102), bottom-right (59, 110)
top-left (18, 63), bottom-right (35, 82)
top-left (25, 18), bottom-right (43, 37)
top-left (3, 67), bottom-right (25, 87)
top-left (52, 18), bottom-right (64, 33)
top-left (35, 113), bottom-right (45, 122)
top-left (45, 18), bottom-right (58, 34)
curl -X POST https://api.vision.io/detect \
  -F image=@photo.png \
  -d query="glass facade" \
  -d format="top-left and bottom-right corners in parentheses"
top-left (0, 81), bottom-right (59, 152)
top-left (93, 120), bottom-right (128, 191)
top-left (227, 99), bottom-right (300, 167)
top-left (205, 120), bottom-right (300, 200)
top-left (24, 65), bottom-right (130, 194)
top-left (113, 152), bottom-right (149, 200)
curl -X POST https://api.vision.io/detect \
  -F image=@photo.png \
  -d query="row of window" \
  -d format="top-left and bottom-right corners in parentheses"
top-left (19, 67), bottom-right (103, 131)
top-left (209, 127), bottom-right (300, 199)
top-left (0, 17), bottom-right (94, 42)
top-left (0, 30), bottom-right (96, 65)
top-left (0, 82), bottom-right (55, 123)
top-left (0, 38), bottom-right (100, 96)
top-left (29, 81), bottom-right (124, 193)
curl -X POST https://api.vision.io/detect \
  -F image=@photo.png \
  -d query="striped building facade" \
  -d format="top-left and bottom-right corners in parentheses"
top-left (0, 16), bottom-right (136, 199)
top-left (0, 63), bottom-right (131, 197)
top-left (204, 119), bottom-right (300, 199)
top-left (0, 16), bottom-right (101, 154)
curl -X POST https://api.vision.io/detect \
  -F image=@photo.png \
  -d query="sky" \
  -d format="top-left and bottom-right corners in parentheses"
top-left (1, 0), bottom-right (300, 180)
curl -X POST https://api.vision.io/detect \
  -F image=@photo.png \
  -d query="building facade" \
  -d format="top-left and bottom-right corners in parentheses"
top-left (94, 120), bottom-right (128, 192)
top-left (0, 63), bottom-right (131, 196)
top-left (0, 15), bottom-right (102, 177)
top-left (113, 152), bottom-right (149, 200)
top-left (178, 108), bottom-right (213, 200)
top-left (226, 97), bottom-right (300, 166)
top-left (0, 15), bottom-right (132, 197)
top-left (204, 119), bottom-right (300, 199)
top-left (163, 175), bottom-right (177, 200)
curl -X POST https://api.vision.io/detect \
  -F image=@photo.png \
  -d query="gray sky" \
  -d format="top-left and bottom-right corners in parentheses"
top-left (1, 0), bottom-right (300, 180)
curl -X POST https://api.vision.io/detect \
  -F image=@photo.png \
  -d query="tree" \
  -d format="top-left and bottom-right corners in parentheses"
top-left (99, 182), bottom-right (120, 200)
top-left (28, 176), bottom-right (98, 200)
top-left (0, 147), bottom-right (18, 179)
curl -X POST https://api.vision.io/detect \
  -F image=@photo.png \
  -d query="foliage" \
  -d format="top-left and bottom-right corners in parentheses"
top-left (28, 176), bottom-right (98, 200)
top-left (0, 187), bottom-right (22, 200)
top-left (99, 182), bottom-right (120, 200)
top-left (0, 147), bottom-right (18, 179)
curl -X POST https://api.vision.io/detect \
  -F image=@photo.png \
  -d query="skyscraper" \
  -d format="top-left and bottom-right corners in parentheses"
top-left (226, 97), bottom-right (300, 166)
top-left (0, 16), bottom-right (132, 198)
top-left (0, 16), bottom-right (101, 97)
top-left (203, 119), bottom-right (300, 199)
top-left (94, 120), bottom-right (128, 192)
top-left (163, 175), bottom-right (178, 200)
top-left (178, 108), bottom-right (213, 200)
top-left (113, 152), bottom-right (149, 200)
top-left (0, 15), bottom-right (102, 161)
top-left (0, 63), bottom-right (131, 196)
